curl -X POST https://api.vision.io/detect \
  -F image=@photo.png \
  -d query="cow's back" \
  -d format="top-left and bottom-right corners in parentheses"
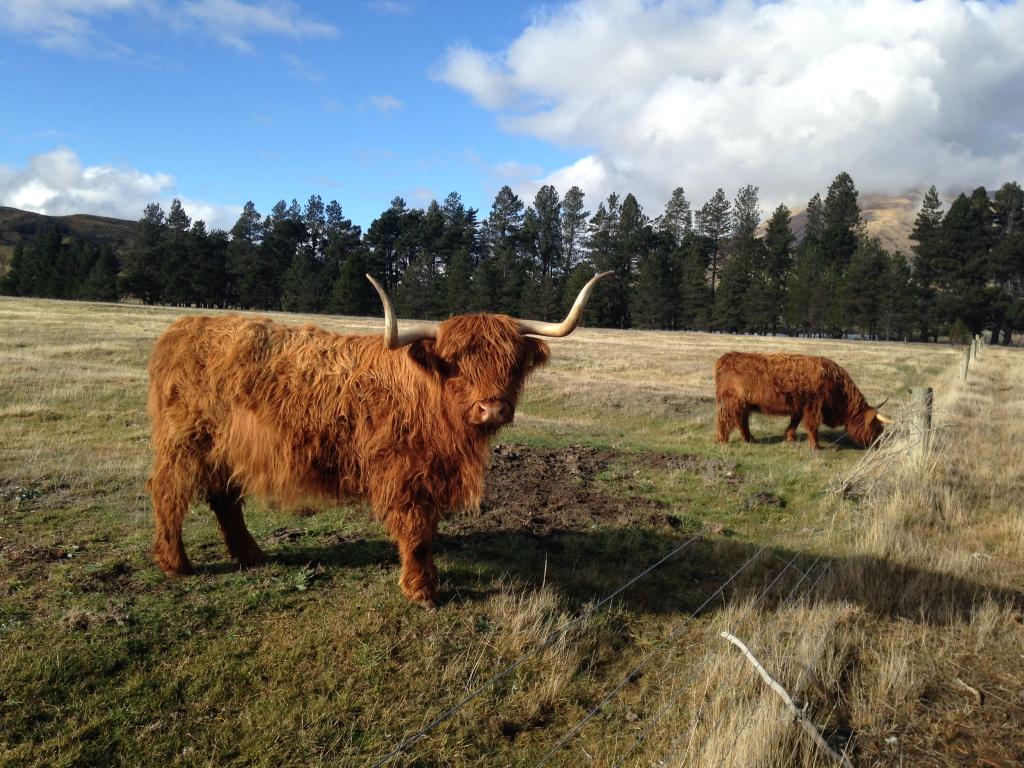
top-left (714, 351), bottom-right (831, 414)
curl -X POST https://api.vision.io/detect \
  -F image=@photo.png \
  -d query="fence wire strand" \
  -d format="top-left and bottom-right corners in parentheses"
top-left (658, 557), bottom-right (833, 768)
top-left (370, 530), bottom-right (705, 767)
top-left (533, 535), bottom-right (788, 767)
top-left (608, 548), bottom-right (826, 768)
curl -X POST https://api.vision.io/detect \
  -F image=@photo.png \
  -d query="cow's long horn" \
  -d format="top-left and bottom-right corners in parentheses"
top-left (366, 274), bottom-right (439, 349)
top-left (514, 271), bottom-right (614, 337)
top-left (876, 413), bottom-right (894, 425)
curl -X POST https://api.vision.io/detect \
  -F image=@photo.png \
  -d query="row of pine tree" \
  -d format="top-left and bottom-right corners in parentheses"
top-left (2, 172), bottom-right (1022, 343)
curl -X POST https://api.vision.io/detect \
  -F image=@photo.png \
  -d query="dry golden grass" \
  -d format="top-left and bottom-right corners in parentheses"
top-left (1, 296), bottom-right (1019, 768)
top-left (646, 345), bottom-right (1024, 768)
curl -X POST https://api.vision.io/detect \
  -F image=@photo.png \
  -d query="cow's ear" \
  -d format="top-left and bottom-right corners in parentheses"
top-left (524, 337), bottom-right (550, 370)
top-left (407, 339), bottom-right (452, 376)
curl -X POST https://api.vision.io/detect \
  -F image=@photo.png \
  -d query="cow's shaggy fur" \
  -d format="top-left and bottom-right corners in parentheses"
top-left (713, 351), bottom-right (884, 449)
top-left (146, 313), bottom-right (549, 607)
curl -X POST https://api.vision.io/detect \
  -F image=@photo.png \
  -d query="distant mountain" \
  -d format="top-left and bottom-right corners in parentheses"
top-left (0, 207), bottom-right (136, 252)
top-left (783, 191), bottom-right (922, 255)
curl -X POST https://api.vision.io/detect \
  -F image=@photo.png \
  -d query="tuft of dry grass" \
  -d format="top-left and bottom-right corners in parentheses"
top-left (1, 297), bottom-right (1019, 767)
top-left (650, 346), bottom-right (1024, 768)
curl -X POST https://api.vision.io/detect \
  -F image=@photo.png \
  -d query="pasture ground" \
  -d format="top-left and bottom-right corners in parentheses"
top-left (1, 297), bottom-right (1021, 767)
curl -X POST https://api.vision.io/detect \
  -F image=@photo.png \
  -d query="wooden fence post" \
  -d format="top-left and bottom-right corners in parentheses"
top-left (911, 387), bottom-right (933, 463)
top-left (971, 335), bottom-right (979, 362)
top-left (959, 346), bottom-right (970, 382)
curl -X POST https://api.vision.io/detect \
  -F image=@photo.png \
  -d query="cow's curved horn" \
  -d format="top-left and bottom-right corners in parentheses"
top-left (874, 397), bottom-right (890, 410)
top-left (513, 271), bottom-right (614, 337)
top-left (366, 274), bottom-right (439, 349)
top-left (876, 413), bottom-right (894, 425)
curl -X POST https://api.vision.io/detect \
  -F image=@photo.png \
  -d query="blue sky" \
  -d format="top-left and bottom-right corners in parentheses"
top-left (0, 1), bottom-right (581, 229)
top-left (2, 1), bottom-right (1023, 231)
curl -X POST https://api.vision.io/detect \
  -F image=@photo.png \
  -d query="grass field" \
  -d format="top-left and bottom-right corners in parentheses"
top-left (1, 297), bottom-right (1021, 767)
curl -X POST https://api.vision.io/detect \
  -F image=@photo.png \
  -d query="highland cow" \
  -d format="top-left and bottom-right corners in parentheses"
top-left (713, 351), bottom-right (891, 449)
top-left (146, 272), bottom-right (610, 608)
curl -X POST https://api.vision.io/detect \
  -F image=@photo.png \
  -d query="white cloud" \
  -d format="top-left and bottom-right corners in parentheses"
top-left (181, 0), bottom-right (338, 52)
top-left (0, 0), bottom-right (337, 54)
top-left (1, 0), bottom-right (142, 53)
top-left (367, 0), bottom-right (414, 15)
top-left (437, 0), bottom-right (1024, 214)
top-left (0, 147), bottom-right (240, 229)
top-left (368, 94), bottom-right (404, 114)
top-left (283, 52), bottom-right (325, 82)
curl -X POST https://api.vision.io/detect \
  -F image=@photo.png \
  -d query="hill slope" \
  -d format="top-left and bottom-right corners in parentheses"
top-left (0, 207), bottom-right (136, 251)
top-left (785, 191), bottom-right (921, 255)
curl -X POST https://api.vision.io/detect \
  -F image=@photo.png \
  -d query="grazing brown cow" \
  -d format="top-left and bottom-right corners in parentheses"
top-left (713, 351), bottom-right (891, 450)
top-left (147, 272), bottom-right (610, 608)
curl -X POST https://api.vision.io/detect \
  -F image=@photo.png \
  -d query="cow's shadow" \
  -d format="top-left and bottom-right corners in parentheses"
top-left (278, 525), bottom-right (1022, 627)
top-left (750, 428), bottom-right (863, 450)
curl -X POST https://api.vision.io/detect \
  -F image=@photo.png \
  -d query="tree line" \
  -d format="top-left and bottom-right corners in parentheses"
top-left (2, 172), bottom-right (1022, 344)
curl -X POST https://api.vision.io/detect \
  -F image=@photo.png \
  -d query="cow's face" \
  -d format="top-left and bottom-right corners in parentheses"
top-left (410, 315), bottom-right (550, 431)
top-left (849, 407), bottom-right (885, 447)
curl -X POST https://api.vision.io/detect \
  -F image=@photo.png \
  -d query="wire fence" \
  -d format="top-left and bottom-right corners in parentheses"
top-left (370, 529), bottom-right (705, 767)
top-left (669, 560), bottom-right (837, 768)
top-left (373, 358), bottom-right (959, 767)
top-left (610, 550), bottom-right (831, 768)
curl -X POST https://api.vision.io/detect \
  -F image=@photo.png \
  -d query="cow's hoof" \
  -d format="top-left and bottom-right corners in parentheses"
top-left (159, 564), bottom-right (195, 578)
top-left (235, 549), bottom-right (267, 568)
top-left (415, 598), bottom-right (439, 612)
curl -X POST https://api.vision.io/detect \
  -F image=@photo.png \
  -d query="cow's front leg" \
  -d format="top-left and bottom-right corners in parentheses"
top-left (387, 506), bottom-right (441, 609)
top-left (802, 412), bottom-right (822, 450)
top-left (785, 414), bottom-right (801, 443)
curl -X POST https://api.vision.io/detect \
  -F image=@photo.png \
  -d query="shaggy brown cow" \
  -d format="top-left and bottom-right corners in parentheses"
top-left (713, 351), bottom-right (891, 449)
top-left (147, 272), bottom-right (610, 608)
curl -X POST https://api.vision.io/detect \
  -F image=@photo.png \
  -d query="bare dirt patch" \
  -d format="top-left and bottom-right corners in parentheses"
top-left (444, 444), bottom-right (733, 536)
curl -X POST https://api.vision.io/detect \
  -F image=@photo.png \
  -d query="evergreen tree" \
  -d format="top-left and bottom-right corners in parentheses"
top-left (588, 193), bottom-right (630, 327)
top-left (227, 201), bottom-right (264, 308)
top-left (696, 188), bottom-right (730, 298)
top-left (81, 244), bottom-right (120, 301)
top-left (560, 185), bottom-right (589, 271)
top-left (786, 240), bottom-right (828, 335)
top-left (365, 197), bottom-right (408, 292)
top-left (1, 241), bottom-right (26, 295)
top-left (934, 189), bottom-right (996, 334)
top-left (633, 230), bottom-right (676, 329)
top-left (841, 236), bottom-right (889, 338)
top-left (261, 216), bottom-right (307, 311)
top-left (440, 191), bottom-right (479, 268)
top-left (909, 186), bottom-right (944, 341)
top-left (397, 252), bottom-right (443, 318)
top-left (323, 201), bottom-right (369, 314)
top-left (121, 202), bottom-right (166, 303)
top-left (821, 172), bottom-right (862, 333)
top-left (331, 249), bottom-right (375, 316)
top-left (877, 252), bottom-right (916, 341)
top-left (481, 186), bottom-right (527, 314)
top-left (990, 181), bottom-right (1024, 343)
top-left (717, 184), bottom-right (762, 332)
top-left (714, 248), bottom-right (753, 332)
top-left (761, 204), bottom-right (794, 333)
top-left (657, 187), bottom-right (692, 245)
top-left (804, 193), bottom-right (825, 242)
top-left (676, 233), bottom-right (712, 330)
top-left (160, 199), bottom-right (193, 305)
top-left (445, 248), bottom-right (473, 316)
top-left (522, 184), bottom-right (563, 319)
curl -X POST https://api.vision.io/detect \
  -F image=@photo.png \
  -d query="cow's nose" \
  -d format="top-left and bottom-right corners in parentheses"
top-left (473, 399), bottom-right (512, 427)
